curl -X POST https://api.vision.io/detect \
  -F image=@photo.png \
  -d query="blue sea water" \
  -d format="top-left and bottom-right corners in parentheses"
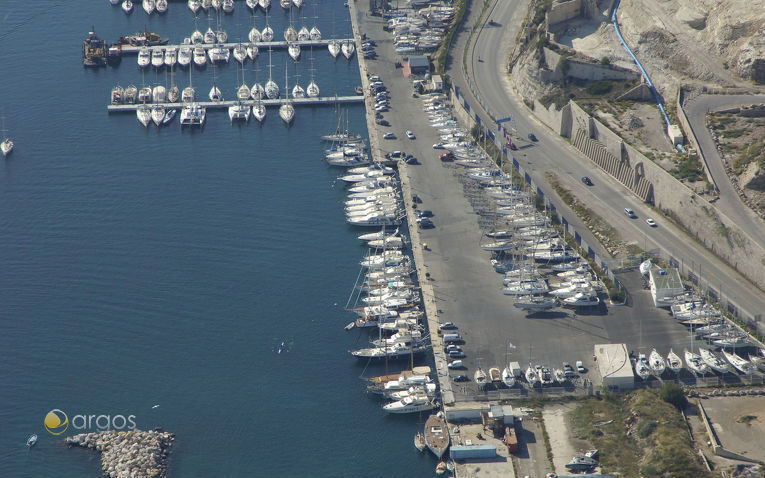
top-left (0, 1), bottom-right (434, 476)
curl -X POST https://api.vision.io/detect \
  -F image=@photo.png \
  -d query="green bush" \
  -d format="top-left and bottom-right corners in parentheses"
top-left (659, 383), bottom-right (687, 410)
top-left (637, 420), bottom-right (657, 438)
top-left (600, 57), bottom-right (611, 65)
top-left (585, 81), bottom-right (614, 95)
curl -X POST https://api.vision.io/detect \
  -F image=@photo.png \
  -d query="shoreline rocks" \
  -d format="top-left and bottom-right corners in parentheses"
top-left (66, 429), bottom-right (174, 478)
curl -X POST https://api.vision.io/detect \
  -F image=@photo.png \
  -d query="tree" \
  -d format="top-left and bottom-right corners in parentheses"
top-left (600, 56), bottom-right (611, 66)
top-left (659, 383), bottom-right (687, 410)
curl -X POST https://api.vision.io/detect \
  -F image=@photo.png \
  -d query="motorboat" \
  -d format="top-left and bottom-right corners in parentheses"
top-left (151, 48), bottom-right (164, 68)
top-left (252, 102), bottom-right (266, 122)
top-left (111, 85), bottom-right (124, 105)
top-left (233, 44), bottom-right (247, 64)
top-left (722, 350), bottom-right (755, 375)
top-left (699, 348), bottom-right (729, 374)
top-left (193, 46), bottom-right (207, 67)
top-left (137, 47), bottom-right (151, 67)
top-left (513, 295), bottom-right (557, 311)
top-left (156, 0), bottom-right (167, 13)
top-left (649, 349), bottom-right (666, 375)
top-left (162, 108), bottom-right (176, 125)
top-left (124, 85), bottom-right (138, 103)
top-left (228, 102), bottom-right (250, 122)
top-left (222, 0), bottom-right (234, 13)
top-left (501, 367), bottom-right (516, 387)
top-left (351, 340), bottom-right (427, 360)
top-left (436, 461), bottom-right (447, 476)
top-left (667, 349), bottom-right (683, 374)
top-left (424, 414), bottom-right (450, 459)
top-left (1, 137), bottom-right (13, 157)
top-left (164, 47), bottom-right (177, 67)
top-left (553, 368), bottom-right (567, 384)
top-left (634, 354), bottom-right (650, 380)
top-left (328, 40), bottom-right (341, 58)
top-left (151, 105), bottom-right (165, 126)
top-left (138, 86), bottom-right (152, 103)
top-left (383, 394), bottom-right (436, 414)
top-left (27, 434), bottom-right (38, 448)
top-left (288, 43), bottom-right (301, 61)
top-left (684, 349), bottom-right (709, 375)
top-left (414, 432), bottom-right (426, 452)
top-left (502, 279), bottom-right (548, 296)
top-left (474, 368), bottom-right (487, 389)
top-left (342, 40), bottom-right (355, 59)
top-left (284, 26), bottom-right (297, 42)
top-left (142, 0), bottom-right (155, 14)
top-left (525, 365), bottom-right (539, 386)
top-left (152, 85), bottom-right (166, 103)
top-left (565, 455), bottom-right (598, 473)
top-left (136, 104), bottom-right (152, 127)
top-left (179, 103), bottom-right (206, 126)
top-left (310, 26), bottom-right (321, 41)
top-left (488, 367), bottom-right (502, 384)
top-left (122, 0), bottom-right (134, 14)
top-left (188, 0), bottom-right (201, 13)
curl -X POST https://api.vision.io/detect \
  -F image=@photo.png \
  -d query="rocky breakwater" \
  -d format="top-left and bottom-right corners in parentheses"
top-left (66, 429), bottom-right (174, 478)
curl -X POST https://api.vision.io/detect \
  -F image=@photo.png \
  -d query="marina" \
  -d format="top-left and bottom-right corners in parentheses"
top-left (107, 96), bottom-right (363, 112)
top-left (116, 39), bottom-right (353, 55)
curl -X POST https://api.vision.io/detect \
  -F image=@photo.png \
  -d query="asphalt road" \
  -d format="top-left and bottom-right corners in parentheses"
top-left (448, 0), bottom-right (765, 333)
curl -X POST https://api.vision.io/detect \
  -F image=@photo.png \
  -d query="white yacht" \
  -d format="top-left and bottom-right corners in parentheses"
top-left (252, 101), bottom-right (266, 122)
top-left (501, 367), bottom-right (516, 387)
top-left (179, 103), bottom-right (206, 126)
top-left (156, 0), bottom-right (168, 13)
top-left (722, 350), bottom-right (755, 375)
top-left (142, 0), bottom-right (155, 15)
top-left (151, 105), bottom-right (165, 126)
top-left (502, 279), bottom-right (548, 296)
top-left (474, 368), bottom-right (487, 389)
top-left (152, 85), bottom-right (166, 103)
top-left (238, 83), bottom-right (251, 101)
top-left (288, 43), bottom-right (300, 61)
top-left (164, 47), bottom-right (177, 67)
top-left (222, 0), bottom-right (234, 13)
top-left (204, 27), bottom-right (216, 44)
top-left (327, 155), bottom-right (371, 167)
top-left (684, 349), bottom-right (709, 375)
top-left (525, 366), bottom-right (539, 386)
top-left (634, 354), bottom-right (650, 380)
top-left (122, 0), bottom-right (134, 14)
top-left (190, 29), bottom-right (204, 45)
top-left (342, 40), bottom-right (355, 59)
top-left (648, 349), bottom-right (666, 375)
top-left (1, 137), bottom-right (13, 157)
top-left (279, 101), bottom-right (294, 124)
top-left (262, 24), bottom-right (274, 42)
top-left (151, 48), bottom-right (164, 68)
top-left (258, 0), bottom-right (270, 10)
top-left (667, 349), bottom-right (683, 374)
top-left (699, 348), bottom-right (730, 374)
top-left (328, 40), bottom-right (341, 58)
top-left (297, 26), bottom-right (310, 41)
top-left (306, 80), bottom-right (319, 98)
top-left (209, 85), bottom-right (223, 102)
top-left (249, 26), bottom-right (262, 43)
top-left (292, 83), bottom-right (305, 99)
top-left (251, 83), bottom-right (264, 100)
top-left (178, 46), bottom-right (192, 67)
top-left (137, 47), bottom-right (151, 67)
top-left (208, 46), bottom-right (230, 63)
top-left (193, 46), bottom-right (207, 67)
top-left (233, 44), bottom-right (247, 64)
top-left (284, 26), bottom-right (297, 42)
top-left (188, 0), bottom-right (201, 13)
top-left (228, 102), bottom-right (250, 122)
top-left (136, 104), bottom-right (152, 127)
top-left (513, 295), bottom-right (557, 311)
top-left (310, 26), bottom-right (321, 41)
top-left (562, 292), bottom-right (600, 307)
top-left (383, 395), bottom-right (436, 414)
top-left (182, 85), bottom-right (195, 103)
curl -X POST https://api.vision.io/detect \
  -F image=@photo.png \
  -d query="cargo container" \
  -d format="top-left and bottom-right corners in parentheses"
top-left (449, 444), bottom-right (497, 460)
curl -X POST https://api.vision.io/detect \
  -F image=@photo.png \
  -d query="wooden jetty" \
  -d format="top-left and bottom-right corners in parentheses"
top-left (107, 96), bottom-right (364, 113)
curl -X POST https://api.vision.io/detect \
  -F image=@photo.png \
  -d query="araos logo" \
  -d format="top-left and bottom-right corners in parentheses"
top-left (44, 409), bottom-right (137, 435)
top-left (44, 409), bottom-right (69, 435)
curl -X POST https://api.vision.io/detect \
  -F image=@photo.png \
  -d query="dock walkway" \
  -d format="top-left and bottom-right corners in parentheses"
top-left (118, 39), bottom-right (353, 54)
top-left (107, 96), bottom-right (364, 112)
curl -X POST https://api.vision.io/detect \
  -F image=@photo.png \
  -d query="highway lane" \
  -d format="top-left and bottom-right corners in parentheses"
top-left (449, 1), bottom-right (765, 330)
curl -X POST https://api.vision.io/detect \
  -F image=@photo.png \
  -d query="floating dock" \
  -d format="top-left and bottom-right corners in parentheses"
top-left (117, 39), bottom-right (354, 55)
top-left (107, 96), bottom-right (364, 112)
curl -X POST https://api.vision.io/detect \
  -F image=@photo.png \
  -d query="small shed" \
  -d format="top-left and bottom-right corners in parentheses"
top-left (594, 343), bottom-right (634, 391)
top-left (430, 74), bottom-right (443, 92)
top-left (450, 444), bottom-right (497, 460)
top-left (649, 268), bottom-right (683, 307)
top-left (667, 124), bottom-right (684, 146)
top-left (408, 55), bottom-right (430, 75)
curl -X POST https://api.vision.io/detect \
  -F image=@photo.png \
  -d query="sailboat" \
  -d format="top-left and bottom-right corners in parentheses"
top-left (634, 353), bottom-right (650, 380)
top-left (182, 66), bottom-right (195, 102)
top-left (156, 0), bottom-right (168, 13)
top-left (136, 104), bottom-right (152, 127)
top-left (188, 0), bottom-right (201, 13)
top-left (424, 414), bottom-right (450, 459)
top-left (699, 348), bottom-right (730, 374)
top-left (258, 0), bottom-right (270, 11)
top-left (666, 349), bottom-right (682, 374)
top-left (648, 349), bottom-right (666, 375)
top-left (209, 63), bottom-right (223, 101)
top-left (246, 0), bottom-right (257, 10)
top-left (122, 0), bottom-right (134, 14)
top-left (1, 116), bottom-right (14, 157)
top-left (525, 365), bottom-right (539, 386)
top-left (501, 342), bottom-right (516, 387)
top-left (474, 367), bottom-right (487, 389)
top-left (328, 40), bottom-right (341, 58)
top-left (247, 43), bottom-right (259, 61)
top-left (233, 43), bottom-right (247, 64)
top-left (261, 13), bottom-right (274, 41)
top-left (306, 48), bottom-right (319, 97)
top-left (288, 42), bottom-right (300, 61)
top-left (684, 348), bottom-right (709, 375)
top-left (151, 104), bottom-right (165, 126)
top-left (265, 48), bottom-right (279, 98)
top-left (297, 26), bottom-right (310, 42)
top-left (341, 40), bottom-right (355, 60)
top-left (722, 350), bottom-right (755, 375)
top-left (279, 62), bottom-right (295, 124)
top-left (291, 62), bottom-right (305, 98)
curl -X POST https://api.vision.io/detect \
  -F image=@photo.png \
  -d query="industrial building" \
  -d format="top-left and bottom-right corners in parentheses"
top-left (594, 343), bottom-right (634, 391)
top-left (648, 267), bottom-right (684, 306)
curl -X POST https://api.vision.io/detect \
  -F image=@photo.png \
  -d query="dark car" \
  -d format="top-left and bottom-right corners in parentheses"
top-left (581, 176), bottom-right (593, 186)
top-left (508, 143), bottom-right (518, 151)
top-left (448, 351), bottom-right (466, 359)
top-left (528, 133), bottom-right (538, 142)
top-left (411, 194), bottom-right (422, 203)
top-left (451, 374), bottom-right (469, 382)
top-left (404, 156), bottom-right (418, 165)
top-left (417, 210), bottom-right (433, 218)
top-left (439, 152), bottom-right (454, 161)
top-left (417, 218), bottom-right (435, 228)
top-left (377, 119), bottom-right (390, 126)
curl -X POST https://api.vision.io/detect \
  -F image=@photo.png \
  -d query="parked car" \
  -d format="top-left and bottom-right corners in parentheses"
top-left (451, 374), bottom-right (469, 382)
top-left (624, 208), bottom-right (636, 218)
top-left (406, 130), bottom-right (415, 139)
top-left (581, 176), bottom-right (593, 186)
top-left (375, 119), bottom-right (390, 126)
top-left (448, 351), bottom-right (466, 359)
top-left (528, 133), bottom-right (538, 142)
top-left (447, 360), bottom-right (464, 369)
top-left (383, 132), bottom-right (396, 140)
top-left (411, 193), bottom-right (422, 203)
top-left (417, 218), bottom-right (434, 228)
top-left (646, 218), bottom-right (657, 227)
top-left (417, 210), bottom-right (433, 218)
top-left (576, 361), bottom-right (586, 373)
top-left (389, 151), bottom-right (403, 158)
top-left (440, 152), bottom-right (455, 161)
top-left (439, 322), bottom-right (457, 330)
top-left (432, 143), bottom-right (445, 149)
